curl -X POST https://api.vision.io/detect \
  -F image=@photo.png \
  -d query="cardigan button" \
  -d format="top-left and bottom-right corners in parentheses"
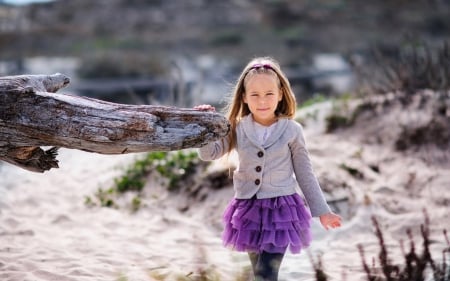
top-left (257, 151), bottom-right (264, 158)
top-left (255, 179), bottom-right (260, 185)
top-left (255, 166), bottom-right (262, 172)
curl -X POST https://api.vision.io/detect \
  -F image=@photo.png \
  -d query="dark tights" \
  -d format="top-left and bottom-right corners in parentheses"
top-left (248, 251), bottom-right (285, 281)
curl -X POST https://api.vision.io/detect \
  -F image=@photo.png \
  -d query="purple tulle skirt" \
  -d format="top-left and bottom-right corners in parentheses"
top-left (222, 193), bottom-right (312, 254)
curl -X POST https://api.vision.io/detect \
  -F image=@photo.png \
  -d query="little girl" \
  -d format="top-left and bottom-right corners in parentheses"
top-left (195, 57), bottom-right (341, 281)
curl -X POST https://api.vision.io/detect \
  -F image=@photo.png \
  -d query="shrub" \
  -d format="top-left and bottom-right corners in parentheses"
top-left (358, 214), bottom-right (449, 281)
top-left (395, 117), bottom-right (450, 151)
top-left (355, 41), bottom-right (450, 97)
top-left (310, 212), bottom-right (450, 281)
top-left (325, 94), bottom-right (355, 132)
top-left (85, 150), bottom-right (207, 211)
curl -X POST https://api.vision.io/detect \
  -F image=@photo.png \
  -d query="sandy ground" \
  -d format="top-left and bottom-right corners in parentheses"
top-left (1, 101), bottom-right (449, 281)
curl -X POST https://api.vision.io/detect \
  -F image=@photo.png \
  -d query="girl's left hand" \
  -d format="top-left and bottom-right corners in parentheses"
top-left (319, 212), bottom-right (342, 230)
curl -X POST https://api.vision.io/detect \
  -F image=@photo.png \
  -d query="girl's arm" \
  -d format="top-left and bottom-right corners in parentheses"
top-left (194, 105), bottom-right (229, 161)
top-left (290, 122), bottom-right (342, 229)
top-left (290, 123), bottom-right (331, 217)
top-left (197, 138), bottom-right (229, 161)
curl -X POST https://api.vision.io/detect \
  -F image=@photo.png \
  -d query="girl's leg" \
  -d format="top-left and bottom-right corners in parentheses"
top-left (248, 252), bottom-right (259, 276)
top-left (253, 251), bottom-right (285, 281)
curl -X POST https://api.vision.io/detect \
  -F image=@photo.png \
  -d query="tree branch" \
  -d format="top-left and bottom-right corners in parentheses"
top-left (0, 74), bottom-right (229, 173)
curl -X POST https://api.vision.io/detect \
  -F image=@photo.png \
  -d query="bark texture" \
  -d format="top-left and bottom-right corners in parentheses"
top-left (0, 74), bottom-right (229, 173)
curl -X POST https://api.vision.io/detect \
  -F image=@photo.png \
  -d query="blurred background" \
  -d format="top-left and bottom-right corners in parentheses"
top-left (0, 0), bottom-right (449, 108)
top-left (1, 2), bottom-right (449, 280)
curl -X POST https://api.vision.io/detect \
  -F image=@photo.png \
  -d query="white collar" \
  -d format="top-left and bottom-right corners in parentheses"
top-left (240, 114), bottom-right (289, 148)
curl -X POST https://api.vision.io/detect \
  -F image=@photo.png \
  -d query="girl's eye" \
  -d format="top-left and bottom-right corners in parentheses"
top-left (266, 93), bottom-right (274, 96)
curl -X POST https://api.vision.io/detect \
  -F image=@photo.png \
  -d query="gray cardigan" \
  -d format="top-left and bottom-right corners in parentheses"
top-left (198, 114), bottom-right (331, 217)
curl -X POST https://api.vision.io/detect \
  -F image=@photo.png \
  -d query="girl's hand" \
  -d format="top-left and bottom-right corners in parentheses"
top-left (319, 212), bottom-right (342, 230)
top-left (194, 104), bottom-right (216, 112)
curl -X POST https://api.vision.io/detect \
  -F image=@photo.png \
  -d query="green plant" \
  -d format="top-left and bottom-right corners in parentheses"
top-left (114, 151), bottom-right (167, 193)
top-left (131, 196), bottom-right (142, 212)
top-left (299, 94), bottom-right (328, 109)
top-left (325, 114), bottom-right (352, 132)
top-left (338, 163), bottom-right (364, 179)
top-left (155, 150), bottom-right (201, 191)
top-left (93, 187), bottom-right (117, 208)
top-left (85, 150), bottom-right (206, 211)
top-left (296, 95), bottom-right (327, 124)
top-left (324, 94), bottom-right (356, 132)
top-left (117, 273), bottom-right (128, 281)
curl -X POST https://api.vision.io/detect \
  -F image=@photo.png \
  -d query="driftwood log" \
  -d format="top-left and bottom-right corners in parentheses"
top-left (0, 73), bottom-right (229, 173)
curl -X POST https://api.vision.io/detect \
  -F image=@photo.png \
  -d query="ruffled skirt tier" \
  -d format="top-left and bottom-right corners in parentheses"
top-left (222, 193), bottom-right (312, 254)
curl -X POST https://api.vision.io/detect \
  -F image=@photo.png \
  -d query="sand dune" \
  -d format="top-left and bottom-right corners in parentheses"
top-left (1, 100), bottom-right (449, 281)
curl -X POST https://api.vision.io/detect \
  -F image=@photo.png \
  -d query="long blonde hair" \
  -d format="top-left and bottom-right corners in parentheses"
top-left (224, 56), bottom-right (297, 154)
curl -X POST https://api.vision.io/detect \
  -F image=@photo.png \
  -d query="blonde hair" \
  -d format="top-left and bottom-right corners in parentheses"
top-left (224, 56), bottom-right (297, 154)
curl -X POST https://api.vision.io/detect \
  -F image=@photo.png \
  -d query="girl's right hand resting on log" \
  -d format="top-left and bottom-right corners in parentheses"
top-left (194, 104), bottom-right (216, 112)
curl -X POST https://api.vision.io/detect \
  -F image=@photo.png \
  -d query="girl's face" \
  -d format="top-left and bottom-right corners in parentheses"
top-left (243, 73), bottom-right (282, 126)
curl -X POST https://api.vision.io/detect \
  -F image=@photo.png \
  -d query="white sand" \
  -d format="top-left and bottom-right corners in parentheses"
top-left (1, 100), bottom-right (449, 281)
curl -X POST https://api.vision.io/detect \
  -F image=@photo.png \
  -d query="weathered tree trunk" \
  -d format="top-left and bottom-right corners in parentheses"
top-left (0, 73), bottom-right (229, 173)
